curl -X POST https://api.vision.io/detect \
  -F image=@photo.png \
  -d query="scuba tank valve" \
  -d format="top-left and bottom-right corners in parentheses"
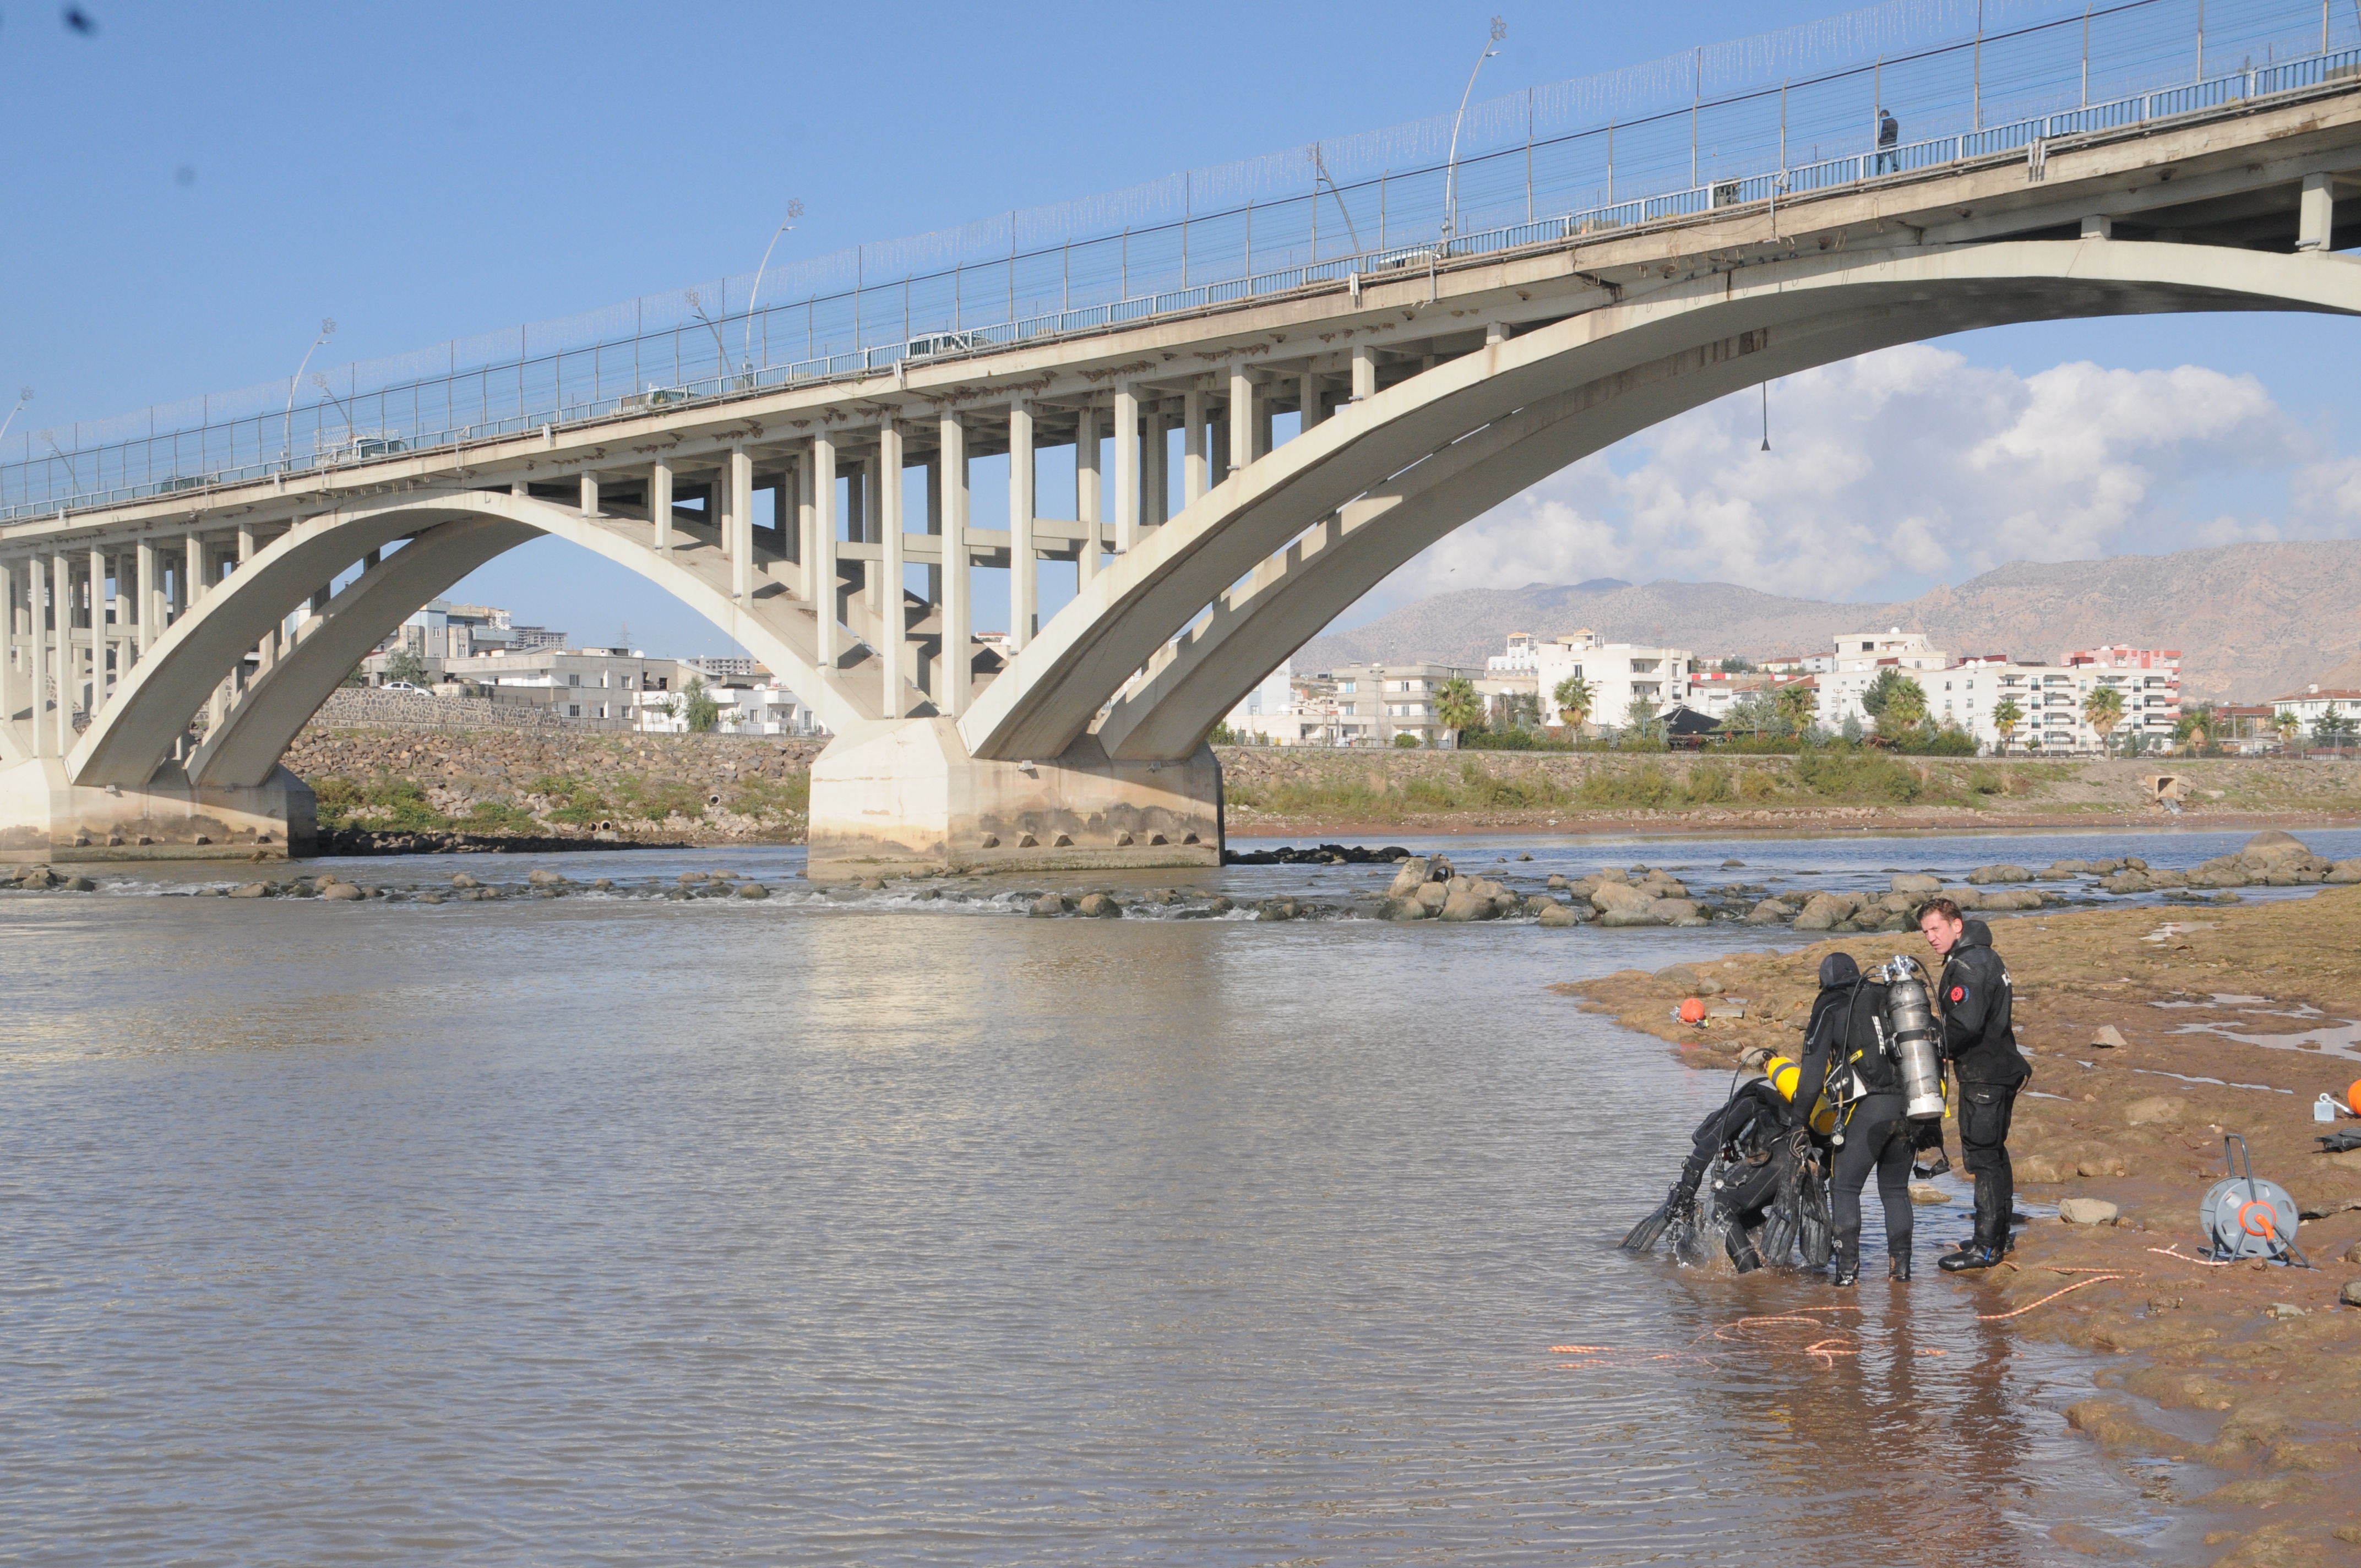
top-left (1878, 956), bottom-right (1947, 1120)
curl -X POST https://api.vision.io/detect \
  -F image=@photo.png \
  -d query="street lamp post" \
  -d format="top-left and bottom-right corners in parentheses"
top-left (743, 200), bottom-right (807, 373)
top-left (1442, 18), bottom-right (1508, 247)
top-left (281, 319), bottom-right (336, 469)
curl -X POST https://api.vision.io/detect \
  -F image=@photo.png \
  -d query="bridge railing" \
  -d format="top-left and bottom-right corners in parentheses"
top-left (6, 0), bottom-right (2358, 525)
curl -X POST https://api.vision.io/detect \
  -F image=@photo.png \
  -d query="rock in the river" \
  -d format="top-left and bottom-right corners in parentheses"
top-left (322, 881), bottom-right (365, 901)
top-left (1077, 893), bottom-right (1123, 918)
top-left (1977, 888), bottom-right (2044, 911)
top-left (1650, 897), bottom-right (1706, 928)
top-left (1591, 881), bottom-right (1653, 917)
top-left (1387, 858), bottom-right (1433, 899)
top-left (2059, 1197), bottom-right (2120, 1226)
top-left (1967, 864), bottom-right (2031, 885)
top-left (1890, 873), bottom-right (1943, 894)
top-left (228, 882), bottom-right (273, 898)
top-left (1747, 898), bottom-right (1797, 924)
top-left (1438, 887), bottom-right (1495, 922)
top-left (527, 869), bottom-right (568, 887)
top-left (737, 882), bottom-right (770, 899)
top-left (2329, 859), bottom-right (2361, 884)
top-left (450, 873), bottom-right (479, 889)
top-left (1029, 894), bottom-right (1071, 917)
top-left (1386, 896), bottom-right (1430, 921)
top-left (1536, 902), bottom-right (1578, 928)
top-left (1794, 892), bottom-right (1854, 931)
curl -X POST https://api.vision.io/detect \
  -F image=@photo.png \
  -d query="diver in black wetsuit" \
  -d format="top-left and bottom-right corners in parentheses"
top-left (1795, 952), bottom-right (1916, 1286)
top-left (1622, 1062), bottom-right (1799, 1271)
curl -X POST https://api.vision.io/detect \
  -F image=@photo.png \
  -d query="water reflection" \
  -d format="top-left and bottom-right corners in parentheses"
top-left (0, 855), bottom-right (2205, 1564)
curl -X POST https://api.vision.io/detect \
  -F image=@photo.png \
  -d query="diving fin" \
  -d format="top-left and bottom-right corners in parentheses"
top-left (1621, 1201), bottom-right (1678, 1252)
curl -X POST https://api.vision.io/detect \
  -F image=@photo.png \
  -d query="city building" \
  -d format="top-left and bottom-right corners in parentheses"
top-left (2269, 684), bottom-right (2361, 728)
top-left (2064, 645), bottom-right (2182, 743)
top-left (1819, 629), bottom-right (1951, 733)
top-left (366, 644), bottom-right (681, 721)
top-left (1322, 660), bottom-right (1490, 746)
top-left (1683, 668), bottom-right (1813, 726)
top-left (682, 654), bottom-right (764, 680)
top-left (387, 600), bottom-right (514, 662)
top-left (1523, 630), bottom-right (1693, 731)
top-left (508, 625), bottom-right (568, 655)
top-left (1222, 660), bottom-right (1303, 743)
top-left (634, 682), bottom-right (823, 736)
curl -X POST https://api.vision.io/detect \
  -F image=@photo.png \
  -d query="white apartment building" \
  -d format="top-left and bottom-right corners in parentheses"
top-left (1525, 630), bottom-right (1692, 730)
top-left (1819, 629), bottom-right (1951, 732)
top-left (2269, 684), bottom-right (2361, 727)
top-left (635, 683), bottom-right (823, 736)
top-left (2063, 645), bottom-right (2182, 743)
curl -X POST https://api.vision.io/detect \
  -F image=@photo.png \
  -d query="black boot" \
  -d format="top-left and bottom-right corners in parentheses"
top-left (1938, 1243), bottom-right (2003, 1273)
top-left (1889, 1253), bottom-right (1912, 1282)
top-left (1831, 1250), bottom-right (1859, 1288)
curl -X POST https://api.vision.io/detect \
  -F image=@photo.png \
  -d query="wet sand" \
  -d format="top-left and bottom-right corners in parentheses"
top-left (1564, 885), bottom-right (2361, 1564)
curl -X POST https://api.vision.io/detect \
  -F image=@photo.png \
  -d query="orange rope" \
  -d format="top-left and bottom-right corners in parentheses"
top-left (1974, 1271), bottom-right (2139, 1321)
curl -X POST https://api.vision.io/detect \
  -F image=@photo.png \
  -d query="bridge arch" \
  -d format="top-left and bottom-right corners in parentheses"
top-left (969, 240), bottom-right (2361, 763)
top-left (69, 489), bottom-right (870, 791)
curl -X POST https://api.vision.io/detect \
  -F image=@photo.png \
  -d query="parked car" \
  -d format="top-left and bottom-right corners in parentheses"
top-left (380, 681), bottom-right (431, 696)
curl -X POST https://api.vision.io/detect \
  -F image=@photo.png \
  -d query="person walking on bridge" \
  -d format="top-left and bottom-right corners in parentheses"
top-left (1874, 107), bottom-right (1901, 174)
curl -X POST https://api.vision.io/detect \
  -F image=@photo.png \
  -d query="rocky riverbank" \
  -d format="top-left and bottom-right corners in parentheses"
top-left (1565, 831), bottom-right (2361, 1564)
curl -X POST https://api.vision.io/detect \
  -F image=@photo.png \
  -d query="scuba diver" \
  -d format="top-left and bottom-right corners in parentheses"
top-left (1794, 952), bottom-right (1917, 1286)
top-left (1622, 1052), bottom-right (1810, 1272)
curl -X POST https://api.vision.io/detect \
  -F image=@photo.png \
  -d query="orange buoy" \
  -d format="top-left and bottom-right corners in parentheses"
top-left (2347, 1077), bottom-right (2361, 1114)
top-left (1679, 997), bottom-right (1707, 1025)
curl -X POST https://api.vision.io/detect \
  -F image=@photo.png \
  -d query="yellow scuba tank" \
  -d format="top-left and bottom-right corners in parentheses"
top-left (1764, 1056), bottom-right (1838, 1136)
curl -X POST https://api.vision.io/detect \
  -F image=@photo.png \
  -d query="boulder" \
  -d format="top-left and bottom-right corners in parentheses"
top-left (1077, 893), bottom-right (1123, 918)
top-left (1591, 881), bottom-right (1653, 916)
top-left (2241, 829), bottom-right (2311, 863)
top-left (2036, 861), bottom-right (2086, 880)
top-left (2123, 1096), bottom-right (2188, 1126)
top-left (1386, 858), bottom-right (1431, 899)
top-left (1386, 896), bottom-right (1430, 921)
top-left (527, 869), bottom-right (567, 886)
top-left (2016, 1153), bottom-right (2065, 1184)
top-left (1536, 902), bottom-right (1578, 928)
top-left (63, 875), bottom-right (96, 892)
top-left (2090, 1025), bottom-right (2127, 1049)
top-left (1415, 882), bottom-right (1449, 912)
top-left (321, 881), bottom-right (365, 901)
top-left (1967, 864), bottom-right (2031, 885)
top-left (1794, 892), bottom-right (1852, 931)
top-left (227, 883), bottom-right (273, 899)
top-left (1747, 899), bottom-right (1797, 924)
top-left (450, 873), bottom-right (480, 889)
top-left (1438, 887), bottom-right (1495, 922)
top-left (1256, 897), bottom-right (1301, 921)
top-left (1977, 888), bottom-right (2044, 912)
top-left (1546, 873), bottom-right (1569, 890)
top-left (2099, 870), bottom-right (2153, 895)
top-left (1909, 1184), bottom-right (1952, 1205)
top-left (737, 883), bottom-right (770, 899)
top-left (2341, 1280), bottom-right (2361, 1308)
top-left (1890, 873), bottom-right (1944, 894)
top-left (1599, 905), bottom-right (1666, 928)
top-left (2059, 1197), bottom-right (2120, 1226)
top-left (1028, 894), bottom-right (1070, 917)
top-left (1650, 897), bottom-right (1707, 927)
top-left (2329, 860), bottom-right (2361, 885)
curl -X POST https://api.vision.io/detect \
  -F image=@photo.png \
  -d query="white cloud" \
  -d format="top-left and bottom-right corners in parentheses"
top-left (1354, 344), bottom-right (2318, 614)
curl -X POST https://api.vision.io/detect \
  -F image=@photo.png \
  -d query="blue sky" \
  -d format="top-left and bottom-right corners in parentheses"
top-left (4, 1), bottom-right (2354, 655)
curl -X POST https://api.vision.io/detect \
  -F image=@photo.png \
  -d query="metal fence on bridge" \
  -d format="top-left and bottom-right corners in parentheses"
top-left (6, 0), bottom-right (2358, 523)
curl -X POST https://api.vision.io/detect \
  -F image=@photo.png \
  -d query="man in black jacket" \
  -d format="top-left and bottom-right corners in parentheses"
top-left (1916, 898), bottom-right (2031, 1272)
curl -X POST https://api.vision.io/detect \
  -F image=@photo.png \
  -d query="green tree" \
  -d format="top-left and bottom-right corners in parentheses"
top-left (1773, 680), bottom-right (1818, 736)
top-left (682, 677), bottom-right (723, 734)
top-left (1391, 730), bottom-right (1422, 748)
top-left (1434, 677), bottom-right (1483, 746)
top-left (1621, 694), bottom-right (1662, 744)
top-left (1860, 667), bottom-right (1927, 734)
top-left (1719, 654), bottom-right (1755, 674)
top-left (1990, 695), bottom-right (2023, 755)
top-left (2082, 684), bottom-right (2126, 754)
top-left (2274, 709), bottom-right (2303, 752)
top-left (1552, 672), bottom-right (1596, 731)
top-left (382, 648), bottom-right (429, 688)
top-left (2176, 702), bottom-right (2217, 753)
top-left (2315, 704), bottom-right (2357, 748)
top-left (1499, 690), bottom-right (1542, 732)
top-left (1724, 691), bottom-right (1777, 738)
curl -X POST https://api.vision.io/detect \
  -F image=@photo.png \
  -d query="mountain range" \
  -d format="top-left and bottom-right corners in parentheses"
top-left (1291, 540), bottom-right (2361, 705)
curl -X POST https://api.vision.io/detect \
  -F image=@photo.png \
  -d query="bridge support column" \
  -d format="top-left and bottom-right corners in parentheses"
top-left (2299, 172), bottom-right (2334, 251)
top-left (806, 718), bottom-right (1221, 879)
top-left (0, 757), bottom-right (314, 862)
top-left (1009, 399), bottom-right (1036, 650)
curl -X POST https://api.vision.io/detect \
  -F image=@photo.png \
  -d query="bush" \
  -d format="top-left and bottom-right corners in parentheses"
top-left (1791, 749), bottom-right (1923, 803)
top-left (1392, 731), bottom-right (1422, 748)
top-left (1457, 725), bottom-right (1573, 751)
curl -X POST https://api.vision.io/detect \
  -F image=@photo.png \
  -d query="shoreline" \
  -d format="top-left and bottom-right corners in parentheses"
top-left (1229, 807), bottom-right (2361, 842)
top-left (1562, 875), bottom-right (2361, 1564)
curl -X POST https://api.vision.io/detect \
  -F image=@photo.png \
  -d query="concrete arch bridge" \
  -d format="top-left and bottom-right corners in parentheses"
top-left (3, 84), bottom-right (2357, 869)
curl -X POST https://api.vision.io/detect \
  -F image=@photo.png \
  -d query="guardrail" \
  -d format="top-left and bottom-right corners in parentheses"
top-left (4, 0), bottom-right (2355, 526)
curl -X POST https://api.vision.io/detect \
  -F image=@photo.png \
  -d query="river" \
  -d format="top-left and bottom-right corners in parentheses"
top-left (9, 825), bottom-right (2351, 1564)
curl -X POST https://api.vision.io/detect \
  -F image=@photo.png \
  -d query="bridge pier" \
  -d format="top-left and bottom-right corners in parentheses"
top-left (806, 718), bottom-right (1222, 879)
top-left (0, 756), bottom-right (314, 862)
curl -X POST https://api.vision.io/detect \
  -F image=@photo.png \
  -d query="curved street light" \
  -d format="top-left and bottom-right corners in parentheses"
top-left (1442, 17), bottom-right (1508, 245)
top-left (282, 319), bottom-right (336, 467)
top-left (0, 387), bottom-right (30, 448)
top-left (743, 199), bottom-right (807, 372)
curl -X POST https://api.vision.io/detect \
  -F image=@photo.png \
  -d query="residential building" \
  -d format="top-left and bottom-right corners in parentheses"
top-left (1524, 630), bottom-right (1693, 731)
top-left (508, 625), bottom-right (568, 655)
top-left (1323, 660), bottom-right (1490, 746)
top-left (1820, 629), bottom-right (1950, 733)
top-left (2270, 684), bottom-right (2361, 729)
top-left (1486, 633), bottom-right (1541, 674)
top-left (2064, 645), bottom-right (2182, 743)
top-left (683, 654), bottom-right (764, 680)
top-left (1683, 669), bottom-right (1814, 726)
top-left (388, 599), bottom-right (515, 662)
top-left (635, 682), bottom-right (823, 736)
top-left (367, 645), bottom-right (681, 721)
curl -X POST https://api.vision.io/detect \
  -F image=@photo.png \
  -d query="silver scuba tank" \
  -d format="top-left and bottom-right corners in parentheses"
top-left (1879, 957), bottom-right (1947, 1120)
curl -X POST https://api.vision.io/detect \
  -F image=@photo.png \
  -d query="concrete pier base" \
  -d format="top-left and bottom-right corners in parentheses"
top-left (807, 718), bottom-right (1222, 878)
top-left (0, 758), bottom-right (316, 862)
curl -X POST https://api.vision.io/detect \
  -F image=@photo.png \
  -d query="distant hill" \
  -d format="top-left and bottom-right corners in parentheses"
top-left (1291, 540), bottom-right (2361, 704)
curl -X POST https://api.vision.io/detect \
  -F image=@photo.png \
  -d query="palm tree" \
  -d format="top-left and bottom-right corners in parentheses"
top-left (1991, 695), bottom-right (2023, 755)
top-left (1434, 677), bottom-right (1483, 747)
top-left (1774, 680), bottom-right (1818, 735)
top-left (1552, 672), bottom-right (1596, 732)
top-left (2275, 710), bottom-right (2303, 753)
top-left (2082, 685), bottom-right (2126, 754)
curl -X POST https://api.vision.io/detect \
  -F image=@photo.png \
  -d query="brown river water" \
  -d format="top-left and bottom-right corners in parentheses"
top-left (14, 826), bottom-right (2338, 1564)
